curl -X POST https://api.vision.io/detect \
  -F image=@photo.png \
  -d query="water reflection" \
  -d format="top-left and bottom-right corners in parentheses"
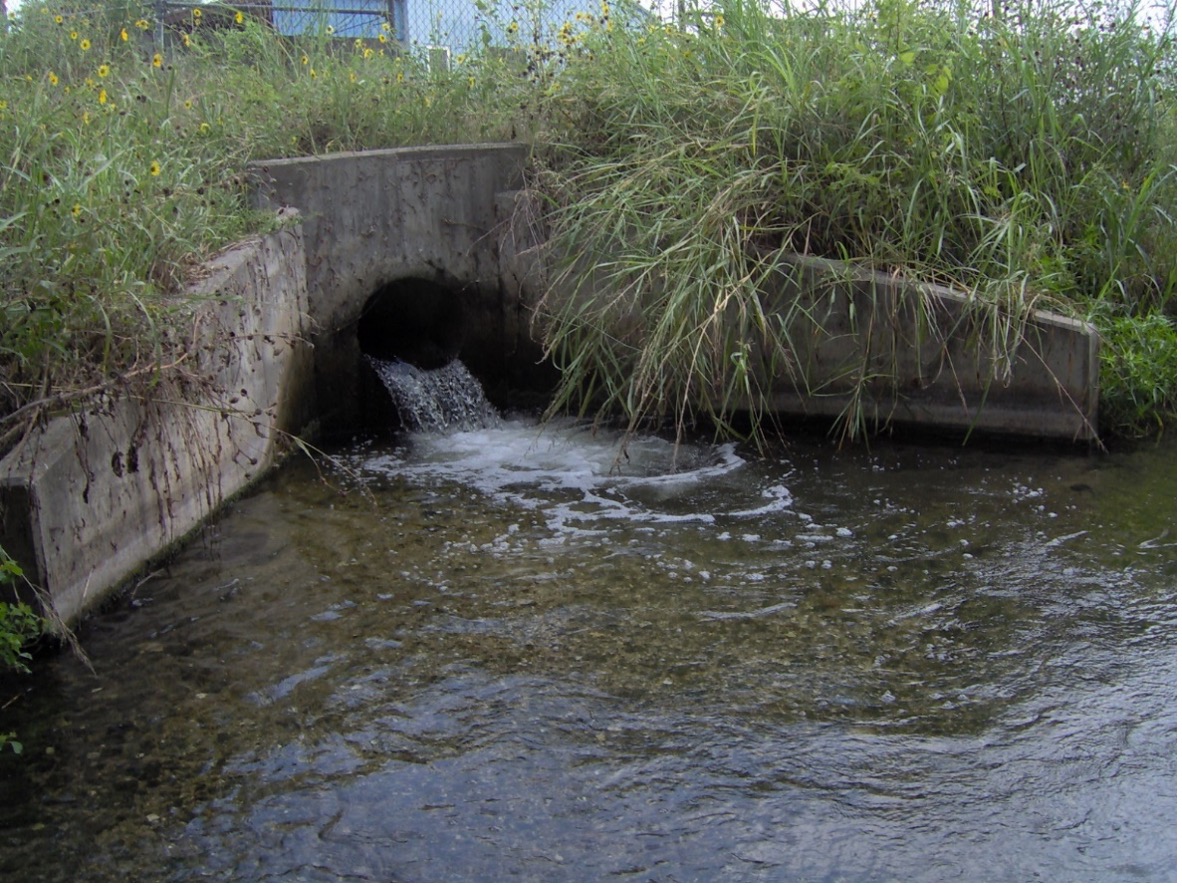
top-left (0, 424), bottom-right (1174, 881)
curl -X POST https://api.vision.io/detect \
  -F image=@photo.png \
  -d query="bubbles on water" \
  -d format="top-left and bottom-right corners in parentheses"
top-left (352, 419), bottom-right (771, 536)
top-left (333, 412), bottom-right (888, 601)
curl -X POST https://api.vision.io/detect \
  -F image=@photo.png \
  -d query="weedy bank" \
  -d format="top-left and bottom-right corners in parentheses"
top-left (0, 0), bottom-right (1175, 456)
top-left (0, 0), bottom-right (1176, 672)
top-left (530, 0), bottom-right (1177, 445)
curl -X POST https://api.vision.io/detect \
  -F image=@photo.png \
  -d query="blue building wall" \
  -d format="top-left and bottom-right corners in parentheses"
top-left (402, 0), bottom-right (610, 51)
top-left (269, 0), bottom-right (652, 52)
top-left (271, 0), bottom-right (392, 38)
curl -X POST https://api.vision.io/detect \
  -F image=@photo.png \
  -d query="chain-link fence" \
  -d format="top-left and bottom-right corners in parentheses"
top-left (152, 0), bottom-right (667, 62)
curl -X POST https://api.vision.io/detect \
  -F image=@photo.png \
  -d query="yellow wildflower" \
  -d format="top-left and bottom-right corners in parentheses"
top-left (98, 64), bottom-right (110, 78)
top-left (235, 10), bottom-right (244, 24)
top-left (381, 20), bottom-right (391, 31)
top-left (48, 71), bottom-right (59, 85)
top-left (153, 52), bottom-right (164, 67)
top-left (54, 14), bottom-right (63, 24)
top-left (149, 160), bottom-right (162, 176)
top-left (192, 7), bottom-right (202, 19)
top-left (301, 53), bottom-right (309, 65)
top-left (121, 27), bottom-right (129, 40)
top-left (378, 32), bottom-right (387, 43)
top-left (325, 25), bottom-right (334, 34)
top-left (71, 204), bottom-right (83, 218)
top-left (69, 30), bottom-right (78, 40)
top-left (79, 38), bottom-right (91, 50)
top-left (99, 88), bottom-right (107, 104)
top-left (363, 47), bottom-right (374, 59)
top-left (135, 18), bottom-right (150, 29)
top-left (199, 121), bottom-right (211, 134)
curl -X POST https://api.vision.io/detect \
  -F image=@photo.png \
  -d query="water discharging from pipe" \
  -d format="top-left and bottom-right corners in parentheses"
top-left (366, 356), bottom-right (501, 433)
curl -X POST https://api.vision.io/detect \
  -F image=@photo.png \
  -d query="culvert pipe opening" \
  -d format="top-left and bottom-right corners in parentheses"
top-left (357, 278), bottom-right (465, 369)
top-left (357, 278), bottom-right (499, 433)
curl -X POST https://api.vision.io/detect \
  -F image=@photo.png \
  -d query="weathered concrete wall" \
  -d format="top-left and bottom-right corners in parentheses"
top-left (0, 217), bottom-right (312, 626)
top-left (249, 143), bottom-right (544, 421)
top-left (759, 254), bottom-right (1099, 441)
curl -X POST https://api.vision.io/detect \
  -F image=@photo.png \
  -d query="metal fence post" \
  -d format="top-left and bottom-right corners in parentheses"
top-left (155, 0), bottom-right (166, 45)
top-left (390, 0), bottom-right (407, 43)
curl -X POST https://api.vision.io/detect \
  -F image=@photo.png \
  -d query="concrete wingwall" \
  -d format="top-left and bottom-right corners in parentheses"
top-left (0, 214), bottom-right (313, 626)
top-left (0, 143), bottom-right (1101, 627)
top-left (758, 254), bottom-right (1099, 442)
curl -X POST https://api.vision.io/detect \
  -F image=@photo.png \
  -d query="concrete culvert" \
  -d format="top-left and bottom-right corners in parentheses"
top-left (357, 277), bottom-right (465, 369)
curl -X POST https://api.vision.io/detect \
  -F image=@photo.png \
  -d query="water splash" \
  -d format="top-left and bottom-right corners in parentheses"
top-left (366, 357), bottom-right (500, 433)
top-left (348, 418), bottom-right (804, 539)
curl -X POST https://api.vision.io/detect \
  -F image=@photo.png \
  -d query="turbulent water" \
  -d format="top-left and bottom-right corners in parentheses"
top-left (0, 414), bottom-right (1175, 881)
top-left (366, 356), bottom-right (501, 432)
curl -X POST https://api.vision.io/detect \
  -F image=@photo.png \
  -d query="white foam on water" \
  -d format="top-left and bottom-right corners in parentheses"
top-left (353, 418), bottom-right (806, 535)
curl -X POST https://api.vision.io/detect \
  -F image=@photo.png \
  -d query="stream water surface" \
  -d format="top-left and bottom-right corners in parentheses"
top-left (0, 418), bottom-right (1175, 881)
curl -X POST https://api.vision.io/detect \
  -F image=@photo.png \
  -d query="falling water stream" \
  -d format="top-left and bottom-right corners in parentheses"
top-left (0, 363), bottom-right (1175, 881)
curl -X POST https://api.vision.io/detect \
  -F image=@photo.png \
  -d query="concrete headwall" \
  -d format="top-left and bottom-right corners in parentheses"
top-left (0, 217), bottom-right (312, 626)
top-left (249, 143), bottom-right (545, 422)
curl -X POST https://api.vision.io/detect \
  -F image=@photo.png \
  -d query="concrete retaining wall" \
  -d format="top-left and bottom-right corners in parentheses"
top-left (759, 254), bottom-right (1098, 441)
top-left (0, 216), bottom-right (312, 626)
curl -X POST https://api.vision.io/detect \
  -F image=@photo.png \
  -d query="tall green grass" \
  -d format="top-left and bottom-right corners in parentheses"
top-left (530, 0), bottom-right (1176, 443)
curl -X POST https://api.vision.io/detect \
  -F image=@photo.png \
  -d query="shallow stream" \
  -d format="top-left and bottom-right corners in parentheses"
top-left (0, 419), bottom-right (1175, 881)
